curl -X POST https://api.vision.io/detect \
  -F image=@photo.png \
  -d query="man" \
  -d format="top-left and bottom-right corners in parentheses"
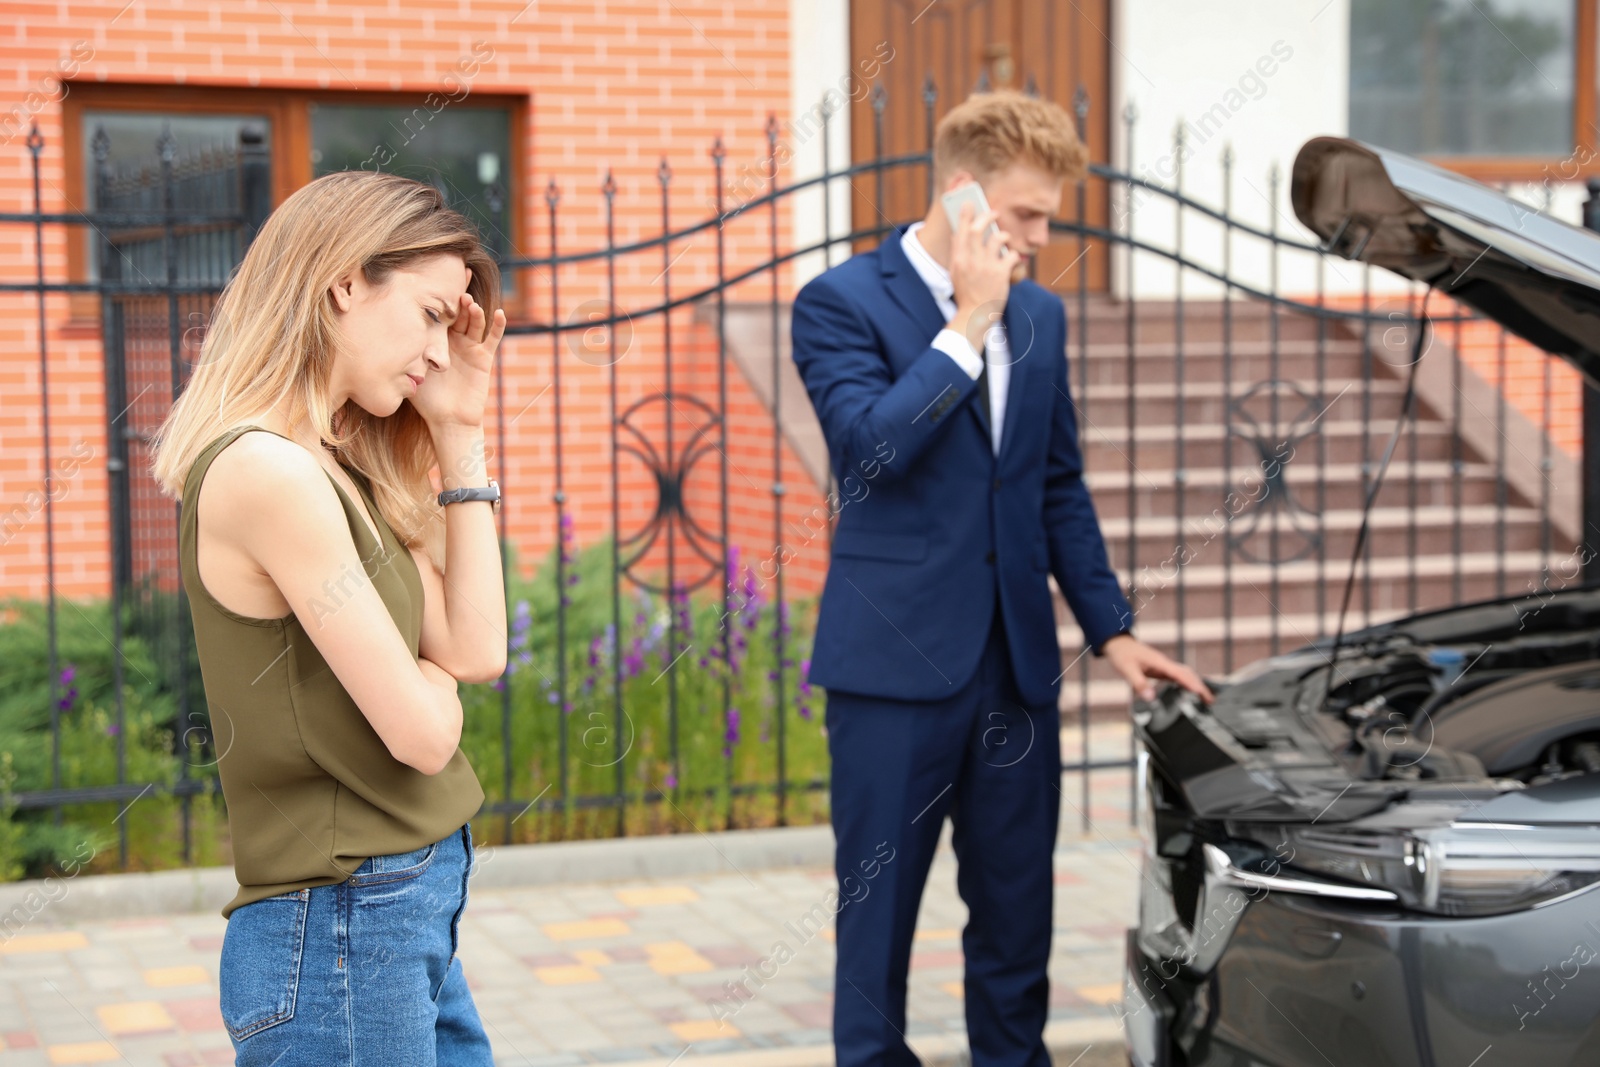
top-left (791, 91), bottom-right (1214, 1067)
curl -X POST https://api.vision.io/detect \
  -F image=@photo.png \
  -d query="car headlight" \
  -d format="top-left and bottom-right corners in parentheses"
top-left (1274, 825), bottom-right (1428, 901)
top-left (1424, 822), bottom-right (1600, 916)
top-left (1245, 822), bottom-right (1600, 917)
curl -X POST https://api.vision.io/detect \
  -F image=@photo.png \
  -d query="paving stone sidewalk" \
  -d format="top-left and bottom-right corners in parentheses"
top-left (0, 725), bottom-right (1140, 1066)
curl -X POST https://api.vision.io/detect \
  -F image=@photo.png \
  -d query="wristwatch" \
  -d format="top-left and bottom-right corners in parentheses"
top-left (438, 478), bottom-right (501, 513)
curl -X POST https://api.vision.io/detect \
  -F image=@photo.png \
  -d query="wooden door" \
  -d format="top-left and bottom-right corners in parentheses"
top-left (848, 0), bottom-right (1112, 291)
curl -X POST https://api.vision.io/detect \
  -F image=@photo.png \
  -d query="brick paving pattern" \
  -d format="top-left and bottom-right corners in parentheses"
top-left (0, 727), bottom-right (1139, 1066)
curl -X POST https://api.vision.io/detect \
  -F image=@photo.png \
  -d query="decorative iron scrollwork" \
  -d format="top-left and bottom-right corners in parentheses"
top-left (1225, 378), bottom-right (1328, 564)
top-left (615, 392), bottom-right (725, 596)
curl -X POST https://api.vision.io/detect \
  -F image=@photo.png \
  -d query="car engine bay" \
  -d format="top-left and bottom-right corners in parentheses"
top-left (1134, 585), bottom-right (1600, 958)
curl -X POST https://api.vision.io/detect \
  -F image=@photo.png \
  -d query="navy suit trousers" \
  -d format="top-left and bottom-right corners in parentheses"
top-left (827, 605), bottom-right (1062, 1067)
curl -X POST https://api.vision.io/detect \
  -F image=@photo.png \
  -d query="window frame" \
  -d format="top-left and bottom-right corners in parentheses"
top-left (1353, 0), bottom-right (1597, 183)
top-left (61, 83), bottom-right (528, 324)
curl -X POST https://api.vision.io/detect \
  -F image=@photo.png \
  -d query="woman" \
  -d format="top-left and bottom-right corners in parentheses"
top-left (150, 169), bottom-right (509, 1065)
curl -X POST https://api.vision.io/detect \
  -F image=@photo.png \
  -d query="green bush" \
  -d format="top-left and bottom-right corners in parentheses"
top-left (0, 538), bottom-right (829, 881)
top-left (465, 533), bottom-right (827, 841)
top-left (0, 595), bottom-right (194, 877)
top-left (0, 753), bottom-right (29, 882)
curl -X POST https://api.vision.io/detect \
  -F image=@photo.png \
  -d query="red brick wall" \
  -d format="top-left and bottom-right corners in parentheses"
top-left (0, 0), bottom-right (838, 606)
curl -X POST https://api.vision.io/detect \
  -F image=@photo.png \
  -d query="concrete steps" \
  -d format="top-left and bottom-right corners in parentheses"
top-left (712, 295), bottom-right (1579, 721)
top-left (1083, 459), bottom-right (1508, 517)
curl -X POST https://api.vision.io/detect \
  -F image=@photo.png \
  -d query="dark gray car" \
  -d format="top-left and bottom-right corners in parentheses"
top-left (1125, 137), bottom-right (1600, 1066)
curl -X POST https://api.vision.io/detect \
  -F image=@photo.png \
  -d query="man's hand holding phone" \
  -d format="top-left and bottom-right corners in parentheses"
top-left (946, 196), bottom-right (1020, 355)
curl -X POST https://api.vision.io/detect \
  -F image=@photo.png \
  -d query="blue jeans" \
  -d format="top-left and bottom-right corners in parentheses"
top-left (219, 822), bottom-right (493, 1066)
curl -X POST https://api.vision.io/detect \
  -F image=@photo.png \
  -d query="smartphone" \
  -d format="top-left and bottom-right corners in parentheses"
top-left (941, 182), bottom-right (1007, 253)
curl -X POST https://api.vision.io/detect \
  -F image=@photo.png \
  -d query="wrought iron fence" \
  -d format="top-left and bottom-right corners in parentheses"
top-left (0, 79), bottom-right (1584, 875)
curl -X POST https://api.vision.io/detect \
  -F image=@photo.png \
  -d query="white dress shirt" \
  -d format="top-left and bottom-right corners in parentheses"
top-left (900, 221), bottom-right (1010, 455)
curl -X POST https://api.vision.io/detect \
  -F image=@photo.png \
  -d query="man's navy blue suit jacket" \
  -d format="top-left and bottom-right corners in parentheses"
top-left (791, 226), bottom-right (1134, 708)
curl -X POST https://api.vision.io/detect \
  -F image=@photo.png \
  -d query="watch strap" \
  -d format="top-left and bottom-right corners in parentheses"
top-left (437, 479), bottom-right (500, 507)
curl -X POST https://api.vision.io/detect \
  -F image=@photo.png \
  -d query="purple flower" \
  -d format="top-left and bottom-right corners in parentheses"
top-left (104, 723), bottom-right (119, 737)
top-left (799, 703), bottom-right (813, 720)
top-left (57, 664), bottom-right (79, 712)
top-left (664, 771), bottom-right (677, 789)
top-left (505, 603), bottom-right (534, 676)
top-left (560, 513), bottom-right (577, 565)
top-left (546, 689), bottom-right (561, 705)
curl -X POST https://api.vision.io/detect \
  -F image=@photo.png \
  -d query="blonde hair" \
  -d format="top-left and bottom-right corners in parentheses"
top-left (149, 170), bottom-right (501, 570)
top-left (932, 90), bottom-right (1089, 186)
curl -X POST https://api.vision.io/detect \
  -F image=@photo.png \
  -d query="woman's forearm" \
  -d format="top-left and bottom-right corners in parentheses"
top-left (431, 424), bottom-right (508, 679)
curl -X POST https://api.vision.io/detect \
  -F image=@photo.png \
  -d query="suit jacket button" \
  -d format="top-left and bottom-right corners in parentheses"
top-left (993, 477), bottom-right (1002, 489)
top-left (985, 551), bottom-right (996, 564)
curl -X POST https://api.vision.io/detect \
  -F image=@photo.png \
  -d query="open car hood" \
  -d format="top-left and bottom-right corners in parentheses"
top-left (1134, 583), bottom-right (1600, 825)
top-left (1291, 136), bottom-right (1600, 389)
